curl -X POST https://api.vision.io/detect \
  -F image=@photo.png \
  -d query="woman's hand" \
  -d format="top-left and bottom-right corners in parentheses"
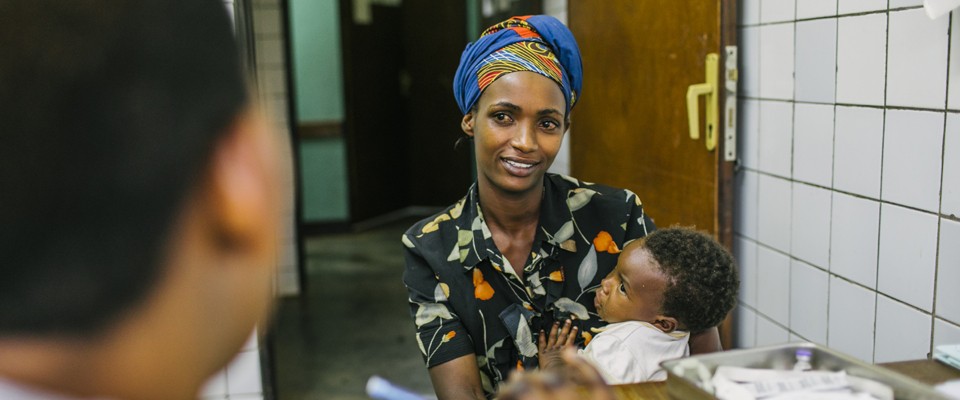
top-left (499, 348), bottom-right (615, 400)
top-left (538, 319), bottom-right (578, 370)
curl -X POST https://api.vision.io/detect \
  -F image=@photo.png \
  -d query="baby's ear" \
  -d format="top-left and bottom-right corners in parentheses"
top-left (652, 316), bottom-right (678, 333)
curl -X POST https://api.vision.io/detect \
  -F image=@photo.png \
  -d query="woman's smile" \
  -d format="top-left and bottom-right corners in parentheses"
top-left (500, 156), bottom-right (540, 177)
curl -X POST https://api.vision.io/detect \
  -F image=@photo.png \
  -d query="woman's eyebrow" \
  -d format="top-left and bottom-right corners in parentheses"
top-left (537, 108), bottom-right (563, 117)
top-left (488, 101), bottom-right (520, 111)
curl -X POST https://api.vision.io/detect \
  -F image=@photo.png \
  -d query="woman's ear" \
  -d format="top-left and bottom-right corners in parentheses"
top-left (461, 113), bottom-right (475, 137)
top-left (652, 316), bottom-right (678, 333)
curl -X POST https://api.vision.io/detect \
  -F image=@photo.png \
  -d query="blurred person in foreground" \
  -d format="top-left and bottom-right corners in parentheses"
top-left (0, 1), bottom-right (283, 399)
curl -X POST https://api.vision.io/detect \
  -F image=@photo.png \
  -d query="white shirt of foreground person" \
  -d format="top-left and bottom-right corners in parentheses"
top-left (580, 321), bottom-right (690, 384)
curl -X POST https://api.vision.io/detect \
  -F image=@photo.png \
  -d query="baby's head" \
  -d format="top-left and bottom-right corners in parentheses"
top-left (594, 227), bottom-right (739, 333)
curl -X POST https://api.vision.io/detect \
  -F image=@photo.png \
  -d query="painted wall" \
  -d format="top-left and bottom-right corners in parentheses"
top-left (288, 0), bottom-right (349, 222)
top-left (289, 0), bottom-right (344, 122)
top-left (299, 138), bottom-right (349, 221)
top-left (734, 0), bottom-right (960, 363)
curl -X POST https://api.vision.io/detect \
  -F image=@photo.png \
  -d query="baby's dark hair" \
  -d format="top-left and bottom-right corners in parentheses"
top-left (643, 227), bottom-right (739, 333)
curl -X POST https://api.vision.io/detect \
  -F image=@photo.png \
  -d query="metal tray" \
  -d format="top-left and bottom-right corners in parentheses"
top-left (660, 342), bottom-right (949, 399)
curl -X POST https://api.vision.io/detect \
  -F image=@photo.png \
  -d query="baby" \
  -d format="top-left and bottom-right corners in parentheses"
top-left (539, 227), bottom-right (739, 384)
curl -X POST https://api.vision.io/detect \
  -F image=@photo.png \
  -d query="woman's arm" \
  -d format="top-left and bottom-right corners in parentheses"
top-left (689, 326), bottom-right (722, 354)
top-left (428, 354), bottom-right (486, 400)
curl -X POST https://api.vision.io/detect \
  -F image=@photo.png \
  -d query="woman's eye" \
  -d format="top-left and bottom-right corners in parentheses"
top-left (492, 112), bottom-right (511, 123)
top-left (540, 120), bottom-right (559, 130)
top-left (618, 283), bottom-right (626, 294)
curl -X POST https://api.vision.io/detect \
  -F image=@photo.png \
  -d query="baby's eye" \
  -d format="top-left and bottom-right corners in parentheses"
top-left (618, 283), bottom-right (626, 294)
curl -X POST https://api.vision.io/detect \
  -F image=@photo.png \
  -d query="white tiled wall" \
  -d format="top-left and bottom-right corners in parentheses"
top-left (201, 332), bottom-right (264, 400)
top-left (735, 0), bottom-right (960, 363)
top-left (251, 0), bottom-right (300, 298)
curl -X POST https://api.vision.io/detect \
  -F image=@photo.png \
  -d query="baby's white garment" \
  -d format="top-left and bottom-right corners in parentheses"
top-left (580, 321), bottom-right (689, 384)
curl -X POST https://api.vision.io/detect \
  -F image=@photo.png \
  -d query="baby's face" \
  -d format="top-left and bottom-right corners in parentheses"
top-left (594, 241), bottom-right (669, 325)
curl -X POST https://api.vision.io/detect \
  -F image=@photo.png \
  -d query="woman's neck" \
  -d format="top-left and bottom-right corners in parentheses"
top-left (476, 179), bottom-right (542, 234)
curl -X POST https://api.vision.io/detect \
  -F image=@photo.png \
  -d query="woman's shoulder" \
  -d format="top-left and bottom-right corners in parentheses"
top-left (544, 173), bottom-right (644, 208)
top-left (402, 194), bottom-right (470, 249)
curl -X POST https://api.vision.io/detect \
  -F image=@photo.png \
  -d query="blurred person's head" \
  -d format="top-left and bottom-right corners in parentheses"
top-left (0, 0), bottom-right (282, 398)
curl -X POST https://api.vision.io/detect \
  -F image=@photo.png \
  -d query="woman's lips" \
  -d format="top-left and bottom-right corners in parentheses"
top-left (500, 157), bottom-right (539, 177)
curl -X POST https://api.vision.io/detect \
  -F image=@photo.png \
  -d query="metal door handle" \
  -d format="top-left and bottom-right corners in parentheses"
top-left (686, 53), bottom-right (719, 151)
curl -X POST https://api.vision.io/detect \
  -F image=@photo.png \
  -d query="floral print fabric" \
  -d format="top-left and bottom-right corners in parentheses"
top-left (401, 173), bottom-right (654, 396)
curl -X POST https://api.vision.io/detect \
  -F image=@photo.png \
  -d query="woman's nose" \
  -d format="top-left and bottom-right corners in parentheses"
top-left (510, 124), bottom-right (538, 153)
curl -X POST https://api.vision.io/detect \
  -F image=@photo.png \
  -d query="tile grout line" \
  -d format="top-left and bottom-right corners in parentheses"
top-left (930, 10), bottom-right (954, 355)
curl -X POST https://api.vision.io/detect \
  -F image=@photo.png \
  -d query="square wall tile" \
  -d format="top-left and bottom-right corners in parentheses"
top-left (791, 183), bottom-right (831, 267)
top-left (944, 114), bottom-right (960, 217)
top-left (736, 306), bottom-right (758, 348)
top-left (543, 0), bottom-right (566, 15)
top-left (736, 236), bottom-right (759, 306)
top-left (761, 0), bottom-right (796, 23)
top-left (740, 0), bottom-right (761, 25)
top-left (279, 271), bottom-right (300, 296)
top-left (758, 101), bottom-right (794, 178)
top-left (741, 28), bottom-right (761, 98)
top-left (793, 103), bottom-right (834, 187)
top-left (836, 14), bottom-right (887, 106)
top-left (934, 318), bottom-right (960, 346)
top-left (255, 38), bottom-right (283, 66)
top-left (790, 260), bottom-right (829, 344)
top-left (830, 192), bottom-right (881, 288)
top-left (795, 20), bottom-right (837, 103)
top-left (740, 99), bottom-right (761, 169)
top-left (833, 106), bottom-right (884, 199)
top-left (949, 15), bottom-right (960, 110)
top-left (227, 351), bottom-right (263, 395)
top-left (889, 0), bottom-right (923, 7)
top-left (875, 295), bottom-right (932, 362)
top-left (838, 0), bottom-right (887, 14)
top-left (886, 8), bottom-right (949, 109)
top-left (736, 170), bottom-right (759, 240)
top-left (797, 0), bottom-right (837, 19)
top-left (878, 203), bottom-right (939, 311)
top-left (242, 330), bottom-right (259, 351)
top-left (759, 23), bottom-right (795, 100)
top-left (757, 315), bottom-right (790, 346)
top-left (253, 7), bottom-right (281, 37)
top-left (758, 174), bottom-right (792, 252)
top-left (937, 219), bottom-right (960, 323)
top-left (882, 110), bottom-right (944, 213)
top-left (757, 246), bottom-right (791, 326)
top-left (828, 277), bottom-right (876, 362)
top-left (199, 371), bottom-right (227, 398)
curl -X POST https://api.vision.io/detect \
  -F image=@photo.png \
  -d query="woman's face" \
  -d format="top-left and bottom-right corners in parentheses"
top-left (463, 71), bottom-right (567, 196)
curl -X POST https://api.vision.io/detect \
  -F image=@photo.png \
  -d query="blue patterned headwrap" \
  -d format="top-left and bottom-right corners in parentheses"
top-left (453, 15), bottom-right (583, 115)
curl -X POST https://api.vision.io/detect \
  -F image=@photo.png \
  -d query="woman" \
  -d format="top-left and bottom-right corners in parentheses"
top-left (402, 15), bottom-right (721, 399)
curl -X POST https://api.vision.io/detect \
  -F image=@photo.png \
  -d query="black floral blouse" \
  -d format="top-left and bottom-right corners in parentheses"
top-left (401, 173), bottom-right (655, 396)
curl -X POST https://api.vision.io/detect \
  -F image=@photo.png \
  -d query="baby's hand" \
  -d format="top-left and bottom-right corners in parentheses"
top-left (538, 319), bottom-right (578, 370)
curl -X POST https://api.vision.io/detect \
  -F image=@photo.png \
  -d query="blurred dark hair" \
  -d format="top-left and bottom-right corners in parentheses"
top-left (0, 0), bottom-right (248, 336)
top-left (643, 228), bottom-right (739, 333)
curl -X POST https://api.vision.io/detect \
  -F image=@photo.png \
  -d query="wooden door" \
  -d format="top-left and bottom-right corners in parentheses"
top-left (338, 1), bottom-right (408, 224)
top-left (568, 1), bottom-right (736, 346)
